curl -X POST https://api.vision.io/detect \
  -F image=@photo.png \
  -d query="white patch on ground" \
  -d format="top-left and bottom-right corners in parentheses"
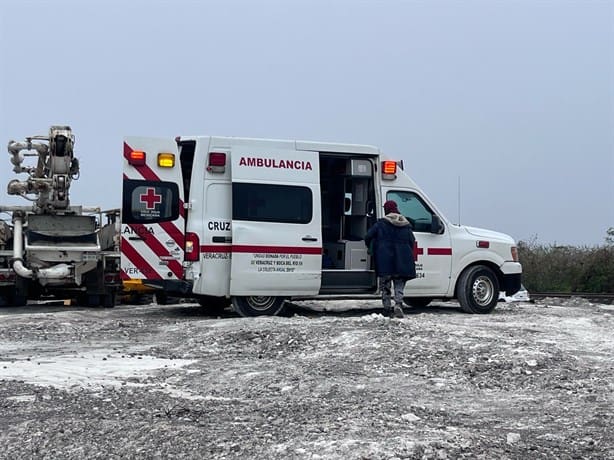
top-left (0, 352), bottom-right (197, 395)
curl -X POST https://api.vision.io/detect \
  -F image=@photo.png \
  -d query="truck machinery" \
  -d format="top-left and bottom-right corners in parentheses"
top-left (0, 126), bottom-right (120, 307)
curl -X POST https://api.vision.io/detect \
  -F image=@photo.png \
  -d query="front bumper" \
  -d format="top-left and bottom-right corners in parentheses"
top-left (500, 261), bottom-right (522, 295)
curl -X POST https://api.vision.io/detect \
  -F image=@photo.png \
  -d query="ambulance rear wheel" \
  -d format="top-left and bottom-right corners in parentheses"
top-left (232, 296), bottom-right (286, 317)
top-left (457, 265), bottom-right (499, 314)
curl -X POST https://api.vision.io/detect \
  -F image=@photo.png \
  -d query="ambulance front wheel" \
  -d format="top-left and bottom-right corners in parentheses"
top-left (456, 265), bottom-right (499, 314)
top-left (232, 296), bottom-right (286, 317)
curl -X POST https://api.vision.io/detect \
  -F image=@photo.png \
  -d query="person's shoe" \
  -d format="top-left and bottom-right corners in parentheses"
top-left (393, 305), bottom-right (404, 318)
top-left (383, 307), bottom-right (393, 318)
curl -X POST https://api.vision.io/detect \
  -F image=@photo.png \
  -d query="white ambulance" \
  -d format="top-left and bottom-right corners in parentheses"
top-left (121, 135), bottom-right (522, 316)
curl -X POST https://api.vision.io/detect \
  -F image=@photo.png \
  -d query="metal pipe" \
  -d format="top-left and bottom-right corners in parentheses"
top-left (12, 216), bottom-right (72, 281)
top-left (12, 217), bottom-right (33, 278)
top-left (38, 263), bottom-right (71, 280)
top-left (8, 140), bottom-right (48, 174)
top-left (7, 140), bottom-right (48, 156)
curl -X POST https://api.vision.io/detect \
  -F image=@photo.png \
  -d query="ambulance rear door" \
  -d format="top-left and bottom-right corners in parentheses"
top-left (229, 144), bottom-right (322, 296)
top-left (121, 137), bottom-right (185, 285)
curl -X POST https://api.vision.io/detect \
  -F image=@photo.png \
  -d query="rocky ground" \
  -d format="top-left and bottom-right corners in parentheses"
top-left (0, 297), bottom-right (613, 459)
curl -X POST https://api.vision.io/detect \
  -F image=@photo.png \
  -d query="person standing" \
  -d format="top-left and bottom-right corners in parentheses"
top-left (364, 200), bottom-right (416, 318)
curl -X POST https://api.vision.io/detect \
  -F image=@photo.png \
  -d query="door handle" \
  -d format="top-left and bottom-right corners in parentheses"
top-left (302, 236), bottom-right (318, 242)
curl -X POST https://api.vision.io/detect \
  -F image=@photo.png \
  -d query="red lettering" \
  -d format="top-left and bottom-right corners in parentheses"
top-left (238, 156), bottom-right (313, 171)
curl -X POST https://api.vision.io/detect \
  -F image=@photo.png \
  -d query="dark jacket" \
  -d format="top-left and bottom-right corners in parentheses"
top-left (364, 213), bottom-right (416, 280)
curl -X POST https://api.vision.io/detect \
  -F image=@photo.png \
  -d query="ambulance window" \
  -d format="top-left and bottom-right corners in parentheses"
top-left (386, 191), bottom-right (436, 233)
top-left (178, 140), bottom-right (196, 203)
top-left (122, 179), bottom-right (180, 224)
top-left (233, 183), bottom-right (312, 224)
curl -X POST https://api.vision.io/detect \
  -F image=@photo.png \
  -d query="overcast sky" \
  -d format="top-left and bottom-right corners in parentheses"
top-left (1, 0), bottom-right (612, 246)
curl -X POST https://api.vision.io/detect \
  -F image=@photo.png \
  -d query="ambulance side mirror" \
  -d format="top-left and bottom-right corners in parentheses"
top-left (430, 214), bottom-right (444, 234)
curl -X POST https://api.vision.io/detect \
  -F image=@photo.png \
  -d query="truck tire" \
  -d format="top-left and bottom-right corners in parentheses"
top-left (11, 277), bottom-right (28, 307)
top-left (155, 291), bottom-right (169, 305)
top-left (404, 297), bottom-right (432, 308)
top-left (457, 265), bottom-right (499, 314)
top-left (11, 292), bottom-right (27, 307)
top-left (101, 291), bottom-right (117, 308)
top-left (0, 290), bottom-right (10, 307)
top-left (232, 296), bottom-right (285, 317)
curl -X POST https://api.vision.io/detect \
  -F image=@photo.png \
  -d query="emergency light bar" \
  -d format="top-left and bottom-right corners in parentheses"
top-left (128, 150), bottom-right (146, 166)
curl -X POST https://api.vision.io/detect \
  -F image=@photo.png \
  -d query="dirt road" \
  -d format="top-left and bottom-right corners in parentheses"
top-left (1, 298), bottom-right (613, 459)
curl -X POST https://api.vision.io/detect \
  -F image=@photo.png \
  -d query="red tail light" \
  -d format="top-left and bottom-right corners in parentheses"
top-left (185, 232), bottom-right (200, 261)
top-left (207, 152), bottom-right (226, 173)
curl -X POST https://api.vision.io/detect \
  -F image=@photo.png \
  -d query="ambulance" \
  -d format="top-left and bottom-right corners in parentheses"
top-left (121, 135), bottom-right (522, 316)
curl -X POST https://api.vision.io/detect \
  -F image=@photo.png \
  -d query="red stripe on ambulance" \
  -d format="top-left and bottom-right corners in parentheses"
top-left (427, 248), bottom-right (452, 256)
top-left (200, 245), bottom-right (232, 253)
top-left (127, 223), bottom-right (183, 279)
top-left (200, 245), bottom-right (320, 255)
top-left (121, 237), bottom-right (163, 280)
top-left (232, 245), bottom-right (322, 255)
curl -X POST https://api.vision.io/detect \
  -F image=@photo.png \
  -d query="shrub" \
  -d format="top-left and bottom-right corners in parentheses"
top-left (518, 230), bottom-right (614, 293)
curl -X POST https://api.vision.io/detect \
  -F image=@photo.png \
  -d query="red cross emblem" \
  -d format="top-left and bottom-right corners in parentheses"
top-left (140, 187), bottom-right (162, 210)
top-left (413, 241), bottom-right (424, 262)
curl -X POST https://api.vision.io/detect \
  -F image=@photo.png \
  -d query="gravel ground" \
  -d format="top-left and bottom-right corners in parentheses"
top-left (0, 297), bottom-right (613, 459)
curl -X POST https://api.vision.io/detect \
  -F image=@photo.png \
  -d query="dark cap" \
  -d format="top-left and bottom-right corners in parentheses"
top-left (383, 200), bottom-right (399, 214)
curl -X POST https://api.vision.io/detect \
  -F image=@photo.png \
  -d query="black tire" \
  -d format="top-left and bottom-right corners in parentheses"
top-left (197, 295), bottom-right (231, 314)
top-left (122, 293), bottom-right (154, 305)
top-left (86, 294), bottom-right (101, 307)
top-left (101, 291), bottom-right (117, 308)
top-left (404, 297), bottom-right (432, 308)
top-left (457, 265), bottom-right (500, 314)
top-left (0, 290), bottom-right (10, 307)
top-left (155, 291), bottom-right (169, 305)
top-left (231, 296), bottom-right (286, 317)
top-left (12, 277), bottom-right (28, 306)
top-left (10, 292), bottom-right (28, 307)
top-left (75, 293), bottom-right (99, 307)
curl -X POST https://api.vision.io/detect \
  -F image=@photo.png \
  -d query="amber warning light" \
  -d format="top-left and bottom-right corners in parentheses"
top-left (128, 150), bottom-right (146, 166)
top-left (381, 160), bottom-right (397, 179)
top-left (157, 153), bottom-right (175, 168)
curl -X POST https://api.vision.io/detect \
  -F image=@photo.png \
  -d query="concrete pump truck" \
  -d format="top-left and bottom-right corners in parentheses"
top-left (0, 126), bottom-right (120, 307)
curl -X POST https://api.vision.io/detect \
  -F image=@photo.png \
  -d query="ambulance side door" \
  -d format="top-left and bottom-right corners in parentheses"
top-left (229, 146), bottom-right (322, 296)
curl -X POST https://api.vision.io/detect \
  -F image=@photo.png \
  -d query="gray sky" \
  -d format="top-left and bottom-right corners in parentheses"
top-left (1, 0), bottom-right (612, 246)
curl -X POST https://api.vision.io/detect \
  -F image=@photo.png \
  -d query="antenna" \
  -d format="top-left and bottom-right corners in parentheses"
top-left (457, 175), bottom-right (461, 225)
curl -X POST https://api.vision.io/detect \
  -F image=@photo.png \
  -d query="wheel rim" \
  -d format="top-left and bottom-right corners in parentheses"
top-left (246, 296), bottom-right (277, 312)
top-left (472, 275), bottom-right (495, 307)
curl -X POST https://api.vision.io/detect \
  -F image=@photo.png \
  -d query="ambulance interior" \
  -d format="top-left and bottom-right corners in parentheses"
top-left (319, 155), bottom-right (378, 294)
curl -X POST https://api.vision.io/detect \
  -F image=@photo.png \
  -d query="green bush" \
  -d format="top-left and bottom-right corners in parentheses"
top-left (518, 228), bottom-right (614, 293)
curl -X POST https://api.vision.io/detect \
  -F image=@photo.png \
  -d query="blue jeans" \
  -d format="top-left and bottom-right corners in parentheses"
top-left (380, 276), bottom-right (406, 309)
